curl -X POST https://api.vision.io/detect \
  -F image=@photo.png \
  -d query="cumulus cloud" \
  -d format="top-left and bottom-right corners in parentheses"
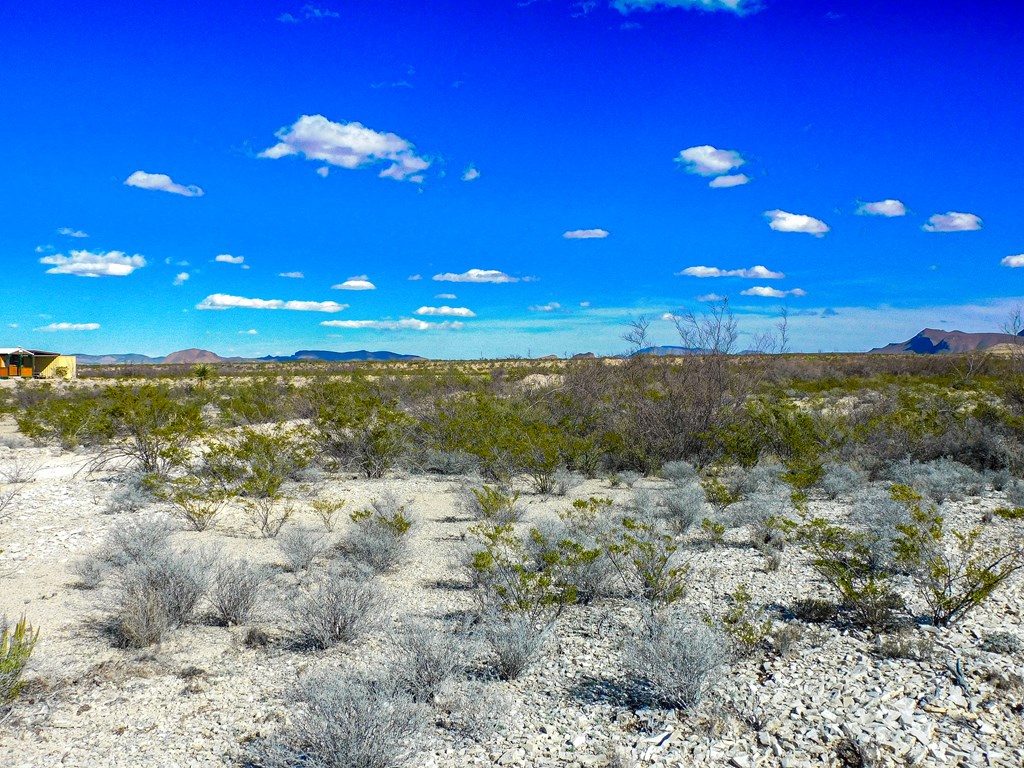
top-left (563, 228), bottom-right (609, 239)
top-left (433, 269), bottom-right (519, 283)
top-left (408, 274), bottom-right (422, 281)
top-left (215, 254), bottom-right (245, 265)
top-left (708, 174), bottom-right (750, 188)
top-left (196, 293), bottom-right (348, 312)
top-left (1001, 255), bottom-right (1024, 268)
top-left (529, 302), bottom-right (561, 312)
top-left (414, 306), bottom-right (476, 317)
top-left (279, 271), bottom-right (305, 278)
top-left (35, 322), bottom-right (100, 332)
top-left (696, 293), bottom-right (727, 302)
top-left (676, 145), bottom-right (745, 176)
top-left (614, 0), bottom-right (754, 13)
top-left (435, 293), bottom-right (457, 299)
top-left (260, 114), bottom-right (430, 182)
top-left (580, 301), bottom-right (591, 307)
top-left (764, 210), bottom-right (829, 237)
top-left (57, 227), bottom-right (88, 237)
top-left (856, 199), bottom-right (906, 217)
top-left (740, 286), bottom-right (807, 298)
top-left (678, 265), bottom-right (783, 279)
top-left (124, 170), bottom-right (204, 197)
top-left (40, 250), bottom-right (146, 277)
top-left (332, 276), bottom-right (376, 290)
top-left (239, 329), bottom-right (259, 335)
top-left (660, 312), bottom-right (683, 321)
top-left (462, 166), bottom-right (480, 181)
top-left (35, 245), bottom-right (53, 253)
top-left (923, 211), bottom-right (983, 232)
top-left (321, 319), bottom-right (463, 331)
top-left (173, 272), bottom-right (189, 286)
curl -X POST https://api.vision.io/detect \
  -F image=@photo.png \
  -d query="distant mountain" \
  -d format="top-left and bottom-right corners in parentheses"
top-left (73, 348), bottom-right (425, 365)
top-left (868, 328), bottom-right (1024, 354)
top-left (635, 346), bottom-right (707, 356)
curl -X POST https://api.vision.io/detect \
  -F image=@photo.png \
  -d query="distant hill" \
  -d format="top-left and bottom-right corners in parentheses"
top-left (73, 348), bottom-right (425, 365)
top-left (868, 328), bottom-right (1024, 354)
top-left (635, 346), bottom-right (706, 356)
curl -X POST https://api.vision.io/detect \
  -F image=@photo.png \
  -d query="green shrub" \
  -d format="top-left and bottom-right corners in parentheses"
top-left (16, 389), bottom-right (112, 449)
top-left (345, 494), bottom-right (415, 573)
top-left (603, 514), bottom-right (687, 609)
top-left (465, 484), bottom-right (522, 523)
top-left (1, 615), bottom-right (38, 705)
top-left (705, 584), bottom-right (772, 657)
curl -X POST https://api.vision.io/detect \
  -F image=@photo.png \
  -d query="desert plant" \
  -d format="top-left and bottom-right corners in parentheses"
top-left (463, 484), bottom-right (523, 524)
top-left (208, 557), bottom-right (265, 626)
top-left (310, 498), bottom-right (346, 531)
top-left (769, 623), bottom-right (803, 657)
top-left (980, 631), bottom-right (1022, 655)
top-left (277, 525), bottom-right (326, 572)
top-left (889, 457), bottom-right (985, 503)
top-left (434, 679), bottom-right (510, 742)
top-left (101, 383), bottom-right (206, 475)
top-left (603, 512), bottom-right (688, 608)
top-left (818, 462), bottom-right (868, 500)
top-left (71, 556), bottom-right (109, 590)
top-left (705, 584), bottom-right (772, 658)
top-left (420, 448), bottom-right (479, 476)
top-left (874, 629), bottom-right (933, 660)
top-left (551, 468), bottom-right (584, 497)
top-left (342, 494), bottom-right (415, 573)
top-left (103, 471), bottom-right (158, 514)
top-left (481, 610), bottom-right (551, 681)
top-left (388, 620), bottom-right (466, 703)
top-left (290, 568), bottom-right (385, 649)
top-left (158, 475), bottom-right (228, 532)
top-left (699, 517), bottom-right (726, 546)
top-left (0, 615), bottom-right (38, 706)
top-left (100, 515), bottom-right (176, 568)
top-left (251, 668), bottom-right (426, 768)
top-left (626, 609), bottom-right (727, 710)
top-left (661, 481), bottom-right (706, 534)
top-left (660, 460), bottom-right (698, 484)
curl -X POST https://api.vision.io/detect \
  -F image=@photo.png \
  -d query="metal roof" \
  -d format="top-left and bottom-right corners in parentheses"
top-left (0, 347), bottom-right (62, 356)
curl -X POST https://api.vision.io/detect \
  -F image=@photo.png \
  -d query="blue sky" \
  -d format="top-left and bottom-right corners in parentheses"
top-left (2, 0), bottom-right (1023, 358)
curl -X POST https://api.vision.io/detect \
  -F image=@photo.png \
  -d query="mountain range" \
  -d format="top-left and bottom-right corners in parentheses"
top-left (71, 349), bottom-right (425, 365)
top-left (868, 328), bottom-right (1024, 354)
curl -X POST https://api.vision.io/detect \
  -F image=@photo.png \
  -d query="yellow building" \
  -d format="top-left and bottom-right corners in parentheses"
top-left (0, 348), bottom-right (77, 379)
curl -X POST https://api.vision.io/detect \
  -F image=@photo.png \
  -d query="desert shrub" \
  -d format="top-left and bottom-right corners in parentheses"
top-left (0, 615), bottom-right (38, 707)
top-left (705, 584), bottom-right (772, 658)
top-left (603, 507), bottom-right (687, 608)
top-left (980, 631), bottom-right (1022, 655)
top-left (309, 498), bottom-right (346, 531)
top-left (660, 481), bottom-right (706, 534)
top-left (462, 484), bottom-right (523, 524)
top-left (251, 668), bottom-right (426, 768)
top-left (420, 449), bottom-right (479, 476)
top-left (110, 548), bottom-right (210, 647)
top-left (388, 620), bottom-right (466, 703)
top-left (0, 454), bottom-right (38, 485)
top-left (994, 507), bottom-right (1024, 520)
top-left (787, 514), bottom-right (903, 631)
top-left (551, 468), bottom-right (584, 497)
top-left (209, 558), bottom-right (266, 626)
top-left (791, 597), bottom-right (837, 624)
top-left (889, 457), bottom-right (985, 503)
top-left (818, 462), bottom-right (867, 499)
top-left (481, 610), bottom-right (551, 681)
top-left (892, 485), bottom-right (1024, 627)
top-left (626, 609), bottom-right (727, 710)
top-left (158, 475), bottom-right (229, 532)
top-left (525, 519), bottom-right (615, 604)
top-left (71, 556), bottom-right (109, 590)
top-left (698, 517), bottom-right (726, 546)
top-left (727, 484), bottom-right (793, 533)
top-left (290, 568), bottom-right (385, 649)
top-left (849, 487), bottom-right (912, 572)
top-left (1005, 479), bottom-right (1024, 507)
top-left (277, 525), bottom-right (326, 572)
top-left (100, 515), bottom-right (176, 568)
top-left (660, 460), bottom-right (698, 484)
top-left (874, 629), bottom-right (933, 660)
top-left (769, 623), bottom-right (803, 657)
top-left (102, 383), bottom-right (206, 475)
top-left (103, 471), bottom-right (158, 514)
top-left (16, 388), bottom-right (112, 449)
top-left (343, 494), bottom-right (415, 573)
top-left (618, 470), bottom-right (642, 489)
top-left (207, 426), bottom-right (310, 499)
top-left (216, 376), bottom-right (294, 426)
top-left (434, 679), bottom-right (510, 742)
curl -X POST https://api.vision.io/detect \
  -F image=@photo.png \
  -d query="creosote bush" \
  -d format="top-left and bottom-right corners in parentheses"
top-left (344, 494), bottom-right (415, 573)
top-left (1, 615), bottom-right (39, 707)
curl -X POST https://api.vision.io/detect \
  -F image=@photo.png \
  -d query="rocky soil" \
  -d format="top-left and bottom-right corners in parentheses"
top-left (1, 437), bottom-right (1023, 768)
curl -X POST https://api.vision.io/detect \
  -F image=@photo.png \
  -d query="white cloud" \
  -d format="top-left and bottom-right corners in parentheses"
top-left (462, 166), bottom-right (480, 181)
top-left (124, 170), bottom-right (204, 197)
top-left (433, 269), bottom-right (520, 283)
top-left (435, 293), bottom-right (457, 299)
top-left (764, 210), bottom-right (829, 237)
top-left (260, 114), bottom-right (430, 182)
top-left (1001, 255), bottom-right (1024, 268)
top-left (40, 250), bottom-right (146, 277)
top-left (35, 322), bottom-right (100, 332)
top-left (408, 274), bottom-right (422, 281)
top-left (678, 265), bottom-right (784, 279)
top-left (529, 302), bottom-right (562, 312)
top-left (279, 271), bottom-right (305, 278)
top-left (614, 0), bottom-right (753, 13)
top-left (215, 254), bottom-right (245, 265)
top-left (414, 306), bottom-right (476, 317)
top-left (580, 301), bottom-right (591, 307)
top-left (332, 276), bottom-right (376, 291)
top-left (316, 167), bottom-right (330, 177)
top-left (563, 228), bottom-right (609, 239)
top-left (676, 145), bottom-right (745, 176)
top-left (239, 329), bottom-right (259, 335)
top-left (57, 227), bottom-right (89, 238)
top-left (856, 199), bottom-right (906, 217)
top-left (173, 272), bottom-right (189, 286)
top-left (660, 312), bottom-right (682, 321)
top-left (923, 211), bottom-right (983, 232)
top-left (708, 174), bottom-right (750, 188)
top-left (740, 286), bottom-right (807, 298)
top-left (196, 293), bottom-right (348, 312)
top-left (35, 245), bottom-right (53, 253)
top-left (321, 319), bottom-right (463, 331)
top-left (696, 293), bottom-right (727, 302)
top-left (278, 4), bottom-right (339, 22)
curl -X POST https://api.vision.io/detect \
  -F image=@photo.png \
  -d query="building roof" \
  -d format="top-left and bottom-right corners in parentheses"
top-left (0, 347), bottom-right (62, 356)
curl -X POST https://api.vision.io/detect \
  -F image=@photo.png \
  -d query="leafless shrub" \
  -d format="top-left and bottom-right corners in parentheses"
top-left (874, 629), bottom-right (933, 660)
top-left (102, 471), bottom-right (158, 514)
top-left (250, 668), bottom-right (426, 768)
top-left (481, 610), bottom-right (551, 681)
top-left (101, 515), bottom-right (176, 568)
top-left (1005, 478), bottom-right (1024, 508)
top-left (619, 471), bottom-right (642, 489)
top-left (625, 609), bottom-right (728, 710)
top-left (660, 460), bottom-right (698, 485)
top-left (0, 454), bottom-right (38, 485)
top-left (434, 679), bottom-right (510, 742)
top-left (342, 494), bottom-right (415, 574)
top-left (290, 568), bottom-right (385, 649)
top-left (791, 598), bottom-right (837, 624)
top-left (388, 619), bottom-right (466, 703)
top-left (277, 525), bottom-right (326, 573)
top-left (209, 557), bottom-right (266, 626)
top-left (246, 497), bottom-right (293, 539)
top-left (980, 631), bottom-right (1021, 655)
top-left (819, 462), bottom-right (868, 500)
top-left (70, 556), bottom-right (109, 590)
top-left (850, 487), bottom-right (911, 571)
top-left (421, 449), bottom-right (479, 476)
top-left (552, 468), bottom-right (584, 497)
top-left (661, 481), bottom-right (706, 534)
top-left (770, 623), bottom-right (804, 657)
top-left (888, 457), bottom-right (984, 503)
